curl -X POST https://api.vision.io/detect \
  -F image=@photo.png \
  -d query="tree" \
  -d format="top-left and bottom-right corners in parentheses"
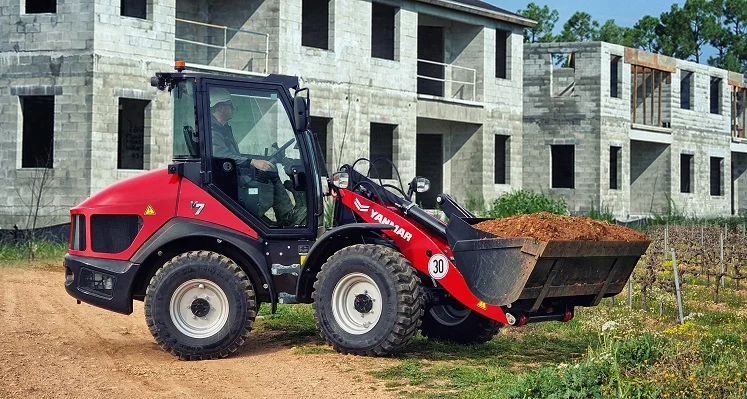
top-left (711, 0), bottom-right (747, 73)
top-left (657, 4), bottom-right (696, 60)
top-left (595, 19), bottom-right (633, 46)
top-left (628, 15), bottom-right (662, 53)
top-left (518, 2), bottom-right (559, 43)
top-left (559, 12), bottom-right (600, 42)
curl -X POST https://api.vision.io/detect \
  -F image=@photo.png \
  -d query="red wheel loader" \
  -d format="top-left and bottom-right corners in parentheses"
top-left (64, 67), bottom-right (650, 360)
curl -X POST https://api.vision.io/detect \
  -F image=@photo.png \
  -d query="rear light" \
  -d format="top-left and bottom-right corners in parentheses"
top-left (70, 214), bottom-right (86, 251)
top-left (79, 268), bottom-right (116, 298)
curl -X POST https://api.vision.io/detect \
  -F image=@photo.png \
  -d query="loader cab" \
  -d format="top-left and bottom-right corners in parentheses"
top-left (164, 72), bottom-right (324, 239)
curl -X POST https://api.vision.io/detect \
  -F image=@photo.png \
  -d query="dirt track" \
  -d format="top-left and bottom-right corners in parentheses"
top-left (0, 265), bottom-right (397, 399)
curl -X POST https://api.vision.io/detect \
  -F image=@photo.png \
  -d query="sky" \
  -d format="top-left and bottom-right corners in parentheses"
top-left (489, 1), bottom-right (722, 62)
top-left (490, 0), bottom-right (679, 32)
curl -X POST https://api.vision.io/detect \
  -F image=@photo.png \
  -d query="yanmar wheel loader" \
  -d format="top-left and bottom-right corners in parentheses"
top-left (64, 66), bottom-right (650, 360)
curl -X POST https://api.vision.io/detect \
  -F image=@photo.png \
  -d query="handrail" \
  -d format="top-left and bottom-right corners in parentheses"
top-left (416, 58), bottom-right (477, 101)
top-left (175, 18), bottom-right (270, 74)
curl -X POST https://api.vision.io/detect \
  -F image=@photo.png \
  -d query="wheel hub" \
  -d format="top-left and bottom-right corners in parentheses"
top-left (190, 298), bottom-right (211, 317)
top-left (331, 273), bottom-right (383, 335)
top-left (169, 279), bottom-right (230, 339)
top-left (353, 294), bottom-right (373, 313)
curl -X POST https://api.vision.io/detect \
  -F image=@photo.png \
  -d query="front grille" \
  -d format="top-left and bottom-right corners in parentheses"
top-left (79, 268), bottom-right (116, 298)
top-left (90, 215), bottom-right (143, 254)
top-left (70, 214), bottom-right (86, 251)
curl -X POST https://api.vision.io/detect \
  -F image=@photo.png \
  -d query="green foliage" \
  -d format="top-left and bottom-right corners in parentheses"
top-left (486, 190), bottom-right (567, 219)
top-left (587, 200), bottom-right (614, 223)
top-left (518, 2), bottom-right (559, 43)
top-left (614, 334), bottom-right (663, 368)
top-left (594, 19), bottom-right (633, 46)
top-left (503, 362), bottom-right (607, 399)
top-left (463, 195), bottom-right (487, 217)
top-left (0, 239), bottom-right (67, 262)
top-left (527, 0), bottom-right (747, 73)
top-left (559, 12), bottom-right (600, 42)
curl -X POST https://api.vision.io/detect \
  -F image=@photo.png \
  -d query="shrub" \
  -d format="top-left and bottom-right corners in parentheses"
top-left (487, 190), bottom-right (567, 219)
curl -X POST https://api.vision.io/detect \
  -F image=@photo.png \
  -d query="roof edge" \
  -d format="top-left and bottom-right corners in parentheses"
top-left (416, 0), bottom-right (537, 28)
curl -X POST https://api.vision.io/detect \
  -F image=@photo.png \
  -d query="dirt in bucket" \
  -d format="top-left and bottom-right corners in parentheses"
top-left (472, 212), bottom-right (648, 241)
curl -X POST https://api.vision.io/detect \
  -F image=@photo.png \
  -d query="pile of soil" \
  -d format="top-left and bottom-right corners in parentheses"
top-left (473, 212), bottom-right (648, 241)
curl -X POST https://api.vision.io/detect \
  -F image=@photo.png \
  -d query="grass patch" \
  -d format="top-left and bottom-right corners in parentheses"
top-left (255, 304), bottom-right (322, 344)
top-left (0, 240), bottom-right (67, 263)
top-left (368, 283), bottom-right (747, 398)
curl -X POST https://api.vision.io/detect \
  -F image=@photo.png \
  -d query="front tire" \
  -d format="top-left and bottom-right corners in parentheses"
top-left (420, 302), bottom-right (502, 344)
top-left (312, 245), bottom-right (423, 356)
top-left (144, 251), bottom-right (256, 360)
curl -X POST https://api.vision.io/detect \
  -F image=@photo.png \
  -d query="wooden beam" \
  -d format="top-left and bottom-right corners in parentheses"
top-left (658, 70), bottom-right (663, 127)
top-left (643, 67), bottom-right (647, 125)
top-left (632, 65), bottom-right (638, 123)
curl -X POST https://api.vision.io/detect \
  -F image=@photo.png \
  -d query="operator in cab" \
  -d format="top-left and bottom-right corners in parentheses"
top-left (209, 88), bottom-right (307, 226)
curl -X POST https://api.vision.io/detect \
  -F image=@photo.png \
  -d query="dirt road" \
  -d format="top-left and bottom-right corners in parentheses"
top-left (0, 265), bottom-right (397, 399)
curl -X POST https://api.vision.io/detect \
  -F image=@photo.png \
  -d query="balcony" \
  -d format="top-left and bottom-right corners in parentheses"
top-left (175, 18), bottom-right (269, 76)
top-left (417, 59), bottom-right (477, 102)
top-left (416, 15), bottom-right (484, 104)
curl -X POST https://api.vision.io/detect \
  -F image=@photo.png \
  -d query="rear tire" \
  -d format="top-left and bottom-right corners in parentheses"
top-left (312, 245), bottom-right (423, 356)
top-left (420, 302), bottom-right (502, 344)
top-left (144, 251), bottom-right (256, 360)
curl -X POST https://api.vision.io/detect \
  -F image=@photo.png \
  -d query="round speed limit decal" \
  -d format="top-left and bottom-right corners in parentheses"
top-left (428, 254), bottom-right (449, 280)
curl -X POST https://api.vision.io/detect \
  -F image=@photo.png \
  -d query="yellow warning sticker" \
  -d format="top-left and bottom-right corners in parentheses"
top-left (477, 301), bottom-right (487, 310)
top-left (300, 255), bottom-right (307, 265)
top-left (144, 205), bottom-right (156, 216)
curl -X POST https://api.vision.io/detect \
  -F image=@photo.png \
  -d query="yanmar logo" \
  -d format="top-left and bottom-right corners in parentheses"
top-left (354, 198), bottom-right (370, 212)
top-left (370, 209), bottom-right (413, 242)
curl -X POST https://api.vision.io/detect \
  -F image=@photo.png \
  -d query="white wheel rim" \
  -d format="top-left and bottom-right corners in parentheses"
top-left (169, 279), bottom-right (230, 339)
top-left (331, 272), bottom-right (383, 335)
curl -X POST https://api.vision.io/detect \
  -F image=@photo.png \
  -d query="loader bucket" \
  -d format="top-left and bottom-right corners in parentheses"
top-left (445, 217), bottom-right (650, 310)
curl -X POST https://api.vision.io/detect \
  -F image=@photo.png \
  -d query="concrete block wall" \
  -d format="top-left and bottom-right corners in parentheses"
top-left (89, 0), bottom-right (176, 193)
top-left (598, 43), bottom-right (631, 216)
top-left (1, 0), bottom-right (528, 225)
top-left (523, 42), bottom-right (602, 215)
top-left (175, 0), bottom-right (280, 74)
top-left (0, 0), bottom-right (96, 227)
top-left (525, 41), bottom-right (741, 218)
top-left (277, 0), bottom-right (525, 203)
top-left (667, 58), bottom-right (732, 217)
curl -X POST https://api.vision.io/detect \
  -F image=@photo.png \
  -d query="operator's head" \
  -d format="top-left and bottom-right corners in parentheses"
top-left (210, 88), bottom-right (235, 124)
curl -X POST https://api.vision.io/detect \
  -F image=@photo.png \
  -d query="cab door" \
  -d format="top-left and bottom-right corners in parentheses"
top-left (199, 78), bottom-right (319, 240)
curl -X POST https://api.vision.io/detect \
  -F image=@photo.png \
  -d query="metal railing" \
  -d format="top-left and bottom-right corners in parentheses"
top-left (175, 18), bottom-right (269, 74)
top-left (416, 59), bottom-right (477, 101)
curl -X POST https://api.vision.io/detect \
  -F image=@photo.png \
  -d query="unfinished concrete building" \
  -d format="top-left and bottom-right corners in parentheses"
top-left (0, 0), bottom-right (532, 228)
top-left (523, 42), bottom-right (747, 218)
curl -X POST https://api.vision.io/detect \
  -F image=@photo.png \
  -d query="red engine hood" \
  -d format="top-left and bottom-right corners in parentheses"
top-left (73, 169), bottom-right (180, 211)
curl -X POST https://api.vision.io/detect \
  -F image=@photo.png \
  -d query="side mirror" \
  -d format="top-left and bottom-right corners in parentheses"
top-left (293, 94), bottom-right (309, 133)
top-left (407, 177), bottom-right (430, 200)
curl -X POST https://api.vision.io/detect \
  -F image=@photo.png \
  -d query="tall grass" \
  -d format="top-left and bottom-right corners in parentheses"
top-left (0, 238), bottom-right (67, 262)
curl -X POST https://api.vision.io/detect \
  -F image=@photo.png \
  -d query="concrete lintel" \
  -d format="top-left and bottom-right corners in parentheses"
top-left (630, 128), bottom-right (673, 144)
top-left (680, 149), bottom-right (696, 155)
top-left (114, 88), bottom-right (154, 100)
top-left (544, 138), bottom-right (579, 146)
top-left (732, 141), bottom-right (747, 154)
top-left (10, 85), bottom-right (63, 96)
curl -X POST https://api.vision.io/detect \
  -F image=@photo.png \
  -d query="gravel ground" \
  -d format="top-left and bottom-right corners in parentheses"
top-left (0, 265), bottom-right (397, 399)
